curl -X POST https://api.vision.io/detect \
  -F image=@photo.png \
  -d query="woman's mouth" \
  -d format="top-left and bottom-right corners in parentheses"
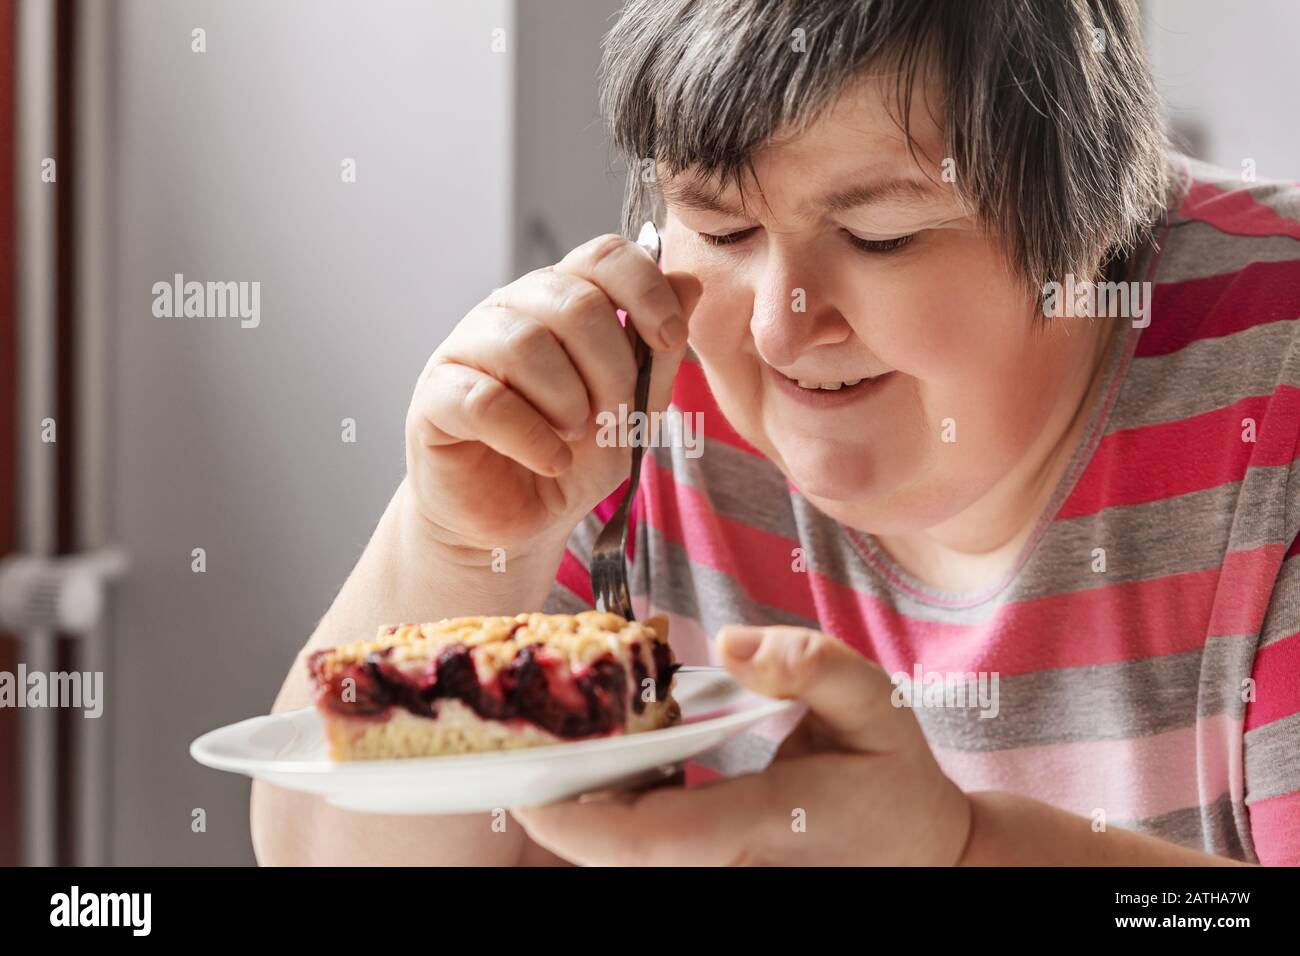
top-left (767, 365), bottom-right (897, 408)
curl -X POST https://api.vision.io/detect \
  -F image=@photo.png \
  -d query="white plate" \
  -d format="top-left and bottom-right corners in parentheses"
top-left (190, 669), bottom-right (796, 814)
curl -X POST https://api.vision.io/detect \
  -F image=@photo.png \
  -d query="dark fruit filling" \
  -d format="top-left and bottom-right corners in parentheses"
top-left (309, 640), bottom-right (680, 739)
top-left (630, 643), bottom-right (649, 715)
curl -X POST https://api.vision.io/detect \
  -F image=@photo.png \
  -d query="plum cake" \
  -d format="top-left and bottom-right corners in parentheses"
top-left (306, 611), bottom-right (681, 760)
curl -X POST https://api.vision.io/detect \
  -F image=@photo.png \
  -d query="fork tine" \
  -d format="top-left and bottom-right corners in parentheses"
top-left (592, 559), bottom-right (610, 614)
top-left (591, 551), bottom-right (629, 618)
top-left (590, 548), bottom-right (628, 618)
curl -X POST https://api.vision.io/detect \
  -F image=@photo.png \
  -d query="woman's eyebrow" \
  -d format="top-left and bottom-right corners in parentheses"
top-left (821, 176), bottom-right (939, 213)
top-left (661, 174), bottom-right (941, 216)
top-left (660, 179), bottom-right (747, 214)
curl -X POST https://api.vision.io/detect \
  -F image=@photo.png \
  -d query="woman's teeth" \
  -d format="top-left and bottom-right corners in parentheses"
top-left (795, 378), bottom-right (864, 390)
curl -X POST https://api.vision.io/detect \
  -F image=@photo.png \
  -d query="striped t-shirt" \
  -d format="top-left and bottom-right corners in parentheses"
top-left (543, 153), bottom-right (1300, 865)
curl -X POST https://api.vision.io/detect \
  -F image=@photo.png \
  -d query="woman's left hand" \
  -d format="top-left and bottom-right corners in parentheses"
top-left (511, 625), bottom-right (973, 866)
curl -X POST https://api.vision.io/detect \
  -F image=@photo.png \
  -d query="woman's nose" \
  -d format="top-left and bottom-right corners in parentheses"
top-left (749, 268), bottom-right (854, 368)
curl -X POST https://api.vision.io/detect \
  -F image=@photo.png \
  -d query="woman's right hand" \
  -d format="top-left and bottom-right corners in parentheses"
top-left (403, 232), bottom-right (703, 558)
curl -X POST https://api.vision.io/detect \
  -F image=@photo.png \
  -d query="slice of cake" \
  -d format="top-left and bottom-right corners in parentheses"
top-left (306, 611), bottom-right (681, 760)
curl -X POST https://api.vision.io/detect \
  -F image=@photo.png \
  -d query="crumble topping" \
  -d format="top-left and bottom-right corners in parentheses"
top-left (309, 611), bottom-right (668, 677)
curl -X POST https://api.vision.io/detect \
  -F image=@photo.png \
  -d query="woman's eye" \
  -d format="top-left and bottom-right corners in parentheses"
top-left (845, 231), bottom-right (915, 254)
top-left (697, 228), bottom-right (915, 253)
top-left (698, 228), bottom-right (756, 246)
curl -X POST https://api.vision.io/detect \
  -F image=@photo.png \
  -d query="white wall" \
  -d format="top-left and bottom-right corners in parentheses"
top-left (512, 0), bottom-right (628, 271)
top-left (108, 0), bottom-right (514, 864)
top-left (1145, 0), bottom-right (1300, 178)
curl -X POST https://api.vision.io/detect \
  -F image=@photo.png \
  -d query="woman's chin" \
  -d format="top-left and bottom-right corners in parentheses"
top-left (779, 447), bottom-right (894, 504)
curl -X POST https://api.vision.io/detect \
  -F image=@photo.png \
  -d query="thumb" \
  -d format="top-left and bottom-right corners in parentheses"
top-left (646, 270), bottom-right (703, 413)
top-left (716, 625), bottom-right (920, 754)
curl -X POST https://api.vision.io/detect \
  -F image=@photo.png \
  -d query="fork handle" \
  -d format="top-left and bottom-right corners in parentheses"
top-left (615, 332), bottom-right (652, 543)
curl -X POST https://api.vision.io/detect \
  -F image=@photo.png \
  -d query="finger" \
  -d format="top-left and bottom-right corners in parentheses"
top-left (645, 272), bottom-right (704, 414)
top-left (441, 305), bottom-right (592, 441)
top-left (411, 362), bottom-right (573, 477)
top-left (511, 770), bottom-right (781, 867)
top-left (484, 271), bottom-right (638, 417)
top-left (555, 234), bottom-right (688, 352)
top-left (716, 625), bottom-right (920, 755)
top-left (574, 765), bottom-right (684, 805)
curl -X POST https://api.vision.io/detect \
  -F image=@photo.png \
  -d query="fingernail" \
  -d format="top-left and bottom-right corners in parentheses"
top-left (549, 444), bottom-right (573, 474)
top-left (560, 422), bottom-right (586, 441)
top-left (720, 626), bottom-right (763, 660)
top-left (660, 316), bottom-right (687, 348)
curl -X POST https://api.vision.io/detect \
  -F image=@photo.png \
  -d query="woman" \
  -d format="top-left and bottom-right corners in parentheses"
top-left (252, 0), bottom-right (1299, 865)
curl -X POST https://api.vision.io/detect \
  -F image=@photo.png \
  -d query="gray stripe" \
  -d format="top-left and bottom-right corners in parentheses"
top-left (691, 728), bottom-right (779, 777)
top-left (1196, 636), bottom-right (1262, 720)
top-left (909, 648), bottom-right (1213, 752)
top-left (542, 583), bottom-right (591, 616)
top-left (651, 438), bottom-right (798, 540)
top-left (1152, 219), bottom-right (1300, 286)
top-left (1021, 484), bottom-right (1240, 600)
top-left (1021, 465), bottom-right (1291, 606)
top-left (1106, 319), bottom-right (1297, 434)
top-left (1227, 465), bottom-right (1295, 555)
top-left (1244, 710), bottom-right (1300, 803)
top-left (829, 480), bottom-right (1282, 627)
top-left (1111, 791), bottom-right (1254, 862)
top-left (1286, 456), bottom-right (1300, 548)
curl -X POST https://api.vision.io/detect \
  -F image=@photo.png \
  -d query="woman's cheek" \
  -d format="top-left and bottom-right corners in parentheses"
top-left (680, 273), bottom-right (749, 357)
top-left (878, 280), bottom-right (1022, 387)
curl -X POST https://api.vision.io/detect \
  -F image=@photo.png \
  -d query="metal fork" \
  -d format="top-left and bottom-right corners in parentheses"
top-left (590, 221), bottom-right (662, 620)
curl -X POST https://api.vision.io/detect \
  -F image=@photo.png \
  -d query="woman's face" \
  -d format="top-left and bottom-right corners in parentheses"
top-left (661, 73), bottom-right (1101, 536)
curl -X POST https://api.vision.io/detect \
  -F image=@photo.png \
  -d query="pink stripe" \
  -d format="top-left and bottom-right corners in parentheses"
top-left (1205, 543), bottom-right (1290, 636)
top-left (555, 547), bottom-right (593, 605)
top-left (1061, 390), bottom-right (1300, 519)
top-left (1247, 789), bottom-right (1300, 866)
top-left (1245, 629), bottom-right (1300, 730)
top-left (1137, 264), bottom-right (1300, 358)
top-left (932, 711), bottom-right (1243, 821)
top-left (672, 358), bottom-right (764, 458)
top-left (594, 480), bottom-right (626, 522)
top-left (869, 569), bottom-right (1221, 676)
top-left (684, 762), bottom-right (725, 787)
top-left (1181, 179), bottom-right (1300, 241)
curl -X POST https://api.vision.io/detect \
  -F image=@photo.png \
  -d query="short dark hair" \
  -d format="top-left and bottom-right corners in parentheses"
top-left (599, 0), bottom-right (1170, 291)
